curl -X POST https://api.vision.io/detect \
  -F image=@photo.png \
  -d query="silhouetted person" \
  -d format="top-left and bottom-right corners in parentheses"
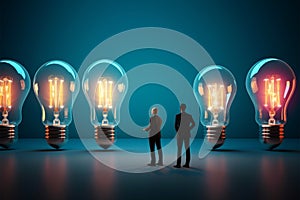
top-left (174, 104), bottom-right (195, 168)
top-left (143, 107), bottom-right (163, 166)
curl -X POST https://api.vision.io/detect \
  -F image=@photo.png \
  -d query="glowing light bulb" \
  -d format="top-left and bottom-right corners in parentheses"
top-left (33, 60), bottom-right (80, 149)
top-left (246, 58), bottom-right (296, 149)
top-left (82, 59), bottom-right (128, 149)
top-left (193, 65), bottom-right (237, 149)
top-left (0, 60), bottom-right (31, 148)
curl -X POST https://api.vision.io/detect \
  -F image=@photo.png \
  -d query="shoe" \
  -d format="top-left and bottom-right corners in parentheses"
top-left (173, 165), bottom-right (181, 168)
top-left (147, 163), bottom-right (156, 166)
top-left (183, 164), bottom-right (190, 168)
top-left (157, 162), bottom-right (163, 166)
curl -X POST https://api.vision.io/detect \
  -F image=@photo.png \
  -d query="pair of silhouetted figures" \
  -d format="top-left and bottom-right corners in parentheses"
top-left (143, 104), bottom-right (195, 168)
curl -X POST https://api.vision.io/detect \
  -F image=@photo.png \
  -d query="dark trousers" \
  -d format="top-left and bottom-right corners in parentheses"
top-left (149, 133), bottom-right (163, 164)
top-left (176, 136), bottom-right (190, 166)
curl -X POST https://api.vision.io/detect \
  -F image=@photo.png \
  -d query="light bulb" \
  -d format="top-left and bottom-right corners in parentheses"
top-left (0, 60), bottom-right (31, 148)
top-left (82, 59), bottom-right (128, 149)
top-left (193, 65), bottom-right (237, 149)
top-left (246, 58), bottom-right (296, 149)
top-left (33, 60), bottom-right (80, 149)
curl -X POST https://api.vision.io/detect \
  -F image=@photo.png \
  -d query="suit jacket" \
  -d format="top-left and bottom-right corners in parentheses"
top-left (175, 112), bottom-right (195, 138)
top-left (145, 115), bottom-right (162, 137)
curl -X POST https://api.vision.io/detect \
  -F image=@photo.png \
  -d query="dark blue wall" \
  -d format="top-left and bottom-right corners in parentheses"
top-left (1, 0), bottom-right (299, 138)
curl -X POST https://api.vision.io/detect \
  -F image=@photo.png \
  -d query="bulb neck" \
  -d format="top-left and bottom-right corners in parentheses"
top-left (260, 124), bottom-right (284, 150)
top-left (205, 125), bottom-right (226, 149)
top-left (95, 125), bottom-right (115, 149)
top-left (45, 125), bottom-right (68, 149)
top-left (0, 124), bottom-right (17, 149)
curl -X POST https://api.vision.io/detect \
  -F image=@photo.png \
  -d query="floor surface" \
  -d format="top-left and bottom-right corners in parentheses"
top-left (0, 138), bottom-right (299, 200)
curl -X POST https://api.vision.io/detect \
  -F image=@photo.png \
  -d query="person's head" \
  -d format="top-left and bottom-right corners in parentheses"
top-left (151, 107), bottom-right (158, 115)
top-left (180, 103), bottom-right (186, 112)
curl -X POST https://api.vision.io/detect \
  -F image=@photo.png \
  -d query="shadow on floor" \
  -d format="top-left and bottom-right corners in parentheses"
top-left (90, 149), bottom-right (122, 153)
top-left (212, 149), bottom-right (246, 152)
top-left (153, 165), bottom-right (204, 176)
top-left (270, 149), bottom-right (300, 153)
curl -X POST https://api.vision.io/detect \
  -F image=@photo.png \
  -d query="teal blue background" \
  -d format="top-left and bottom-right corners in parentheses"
top-left (0, 0), bottom-right (299, 138)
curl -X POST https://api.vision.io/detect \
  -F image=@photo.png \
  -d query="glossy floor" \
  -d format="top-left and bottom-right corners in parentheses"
top-left (0, 139), bottom-right (299, 200)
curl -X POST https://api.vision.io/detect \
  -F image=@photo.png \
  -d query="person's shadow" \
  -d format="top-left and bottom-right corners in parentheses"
top-left (153, 165), bottom-right (203, 176)
top-left (30, 149), bottom-right (65, 152)
top-left (213, 149), bottom-right (245, 152)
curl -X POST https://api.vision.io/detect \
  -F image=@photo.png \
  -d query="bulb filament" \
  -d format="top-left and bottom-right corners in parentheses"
top-left (264, 76), bottom-right (281, 109)
top-left (96, 78), bottom-right (114, 125)
top-left (207, 83), bottom-right (225, 113)
top-left (263, 76), bottom-right (282, 124)
top-left (0, 77), bottom-right (12, 125)
top-left (0, 77), bottom-right (12, 111)
top-left (48, 77), bottom-right (64, 112)
top-left (205, 83), bottom-right (226, 125)
top-left (97, 78), bottom-right (113, 109)
top-left (48, 77), bottom-right (64, 125)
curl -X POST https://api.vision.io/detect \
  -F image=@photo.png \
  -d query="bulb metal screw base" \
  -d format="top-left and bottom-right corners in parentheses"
top-left (95, 126), bottom-right (115, 149)
top-left (260, 124), bottom-right (284, 150)
top-left (45, 125), bottom-right (68, 149)
top-left (0, 125), bottom-right (17, 149)
top-left (205, 125), bottom-right (226, 149)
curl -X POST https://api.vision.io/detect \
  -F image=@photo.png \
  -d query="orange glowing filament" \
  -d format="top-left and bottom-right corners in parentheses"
top-left (207, 83), bottom-right (225, 113)
top-left (48, 77), bottom-right (64, 112)
top-left (263, 76), bottom-right (281, 110)
top-left (97, 78), bottom-right (113, 109)
top-left (0, 77), bottom-right (13, 111)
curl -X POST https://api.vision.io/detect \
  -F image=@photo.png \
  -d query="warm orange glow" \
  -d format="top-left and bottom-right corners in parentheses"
top-left (108, 81), bottom-right (113, 107)
top-left (0, 77), bottom-right (12, 111)
top-left (263, 76), bottom-right (281, 110)
top-left (96, 78), bottom-right (113, 109)
top-left (48, 77), bottom-right (64, 112)
top-left (207, 83), bottom-right (225, 113)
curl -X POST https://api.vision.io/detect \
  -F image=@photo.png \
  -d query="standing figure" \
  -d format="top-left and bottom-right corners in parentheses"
top-left (143, 107), bottom-right (163, 166)
top-left (174, 104), bottom-right (195, 168)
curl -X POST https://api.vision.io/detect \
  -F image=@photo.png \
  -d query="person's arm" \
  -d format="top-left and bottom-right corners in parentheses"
top-left (143, 118), bottom-right (151, 131)
top-left (175, 115), bottom-right (180, 132)
top-left (158, 117), bottom-right (162, 130)
top-left (189, 115), bottom-right (195, 130)
top-left (144, 126), bottom-right (150, 132)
